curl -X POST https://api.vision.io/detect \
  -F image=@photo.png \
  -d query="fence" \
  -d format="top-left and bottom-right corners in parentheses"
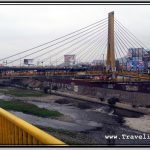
top-left (0, 108), bottom-right (66, 145)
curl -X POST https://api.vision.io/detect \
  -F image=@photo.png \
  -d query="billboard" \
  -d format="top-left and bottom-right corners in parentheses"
top-left (127, 61), bottom-right (133, 70)
top-left (128, 50), bottom-right (132, 58)
top-left (64, 55), bottom-right (76, 65)
top-left (24, 59), bottom-right (34, 65)
top-left (138, 61), bottom-right (144, 70)
top-left (138, 60), bottom-right (144, 66)
top-left (128, 48), bottom-right (144, 58)
top-left (132, 57), bottom-right (142, 61)
top-left (127, 60), bottom-right (144, 71)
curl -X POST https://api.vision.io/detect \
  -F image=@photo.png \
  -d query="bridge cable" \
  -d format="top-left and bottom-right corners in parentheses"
top-left (115, 19), bottom-right (149, 50)
top-left (81, 34), bottom-right (107, 63)
top-left (34, 26), bottom-right (108, 63)
top-left (115, 24), bottom-right (143, 71)
top-left (46, 32), bottom-right (103, 65)
top-left (7, 22), bottom-right (108, 65)
top-left (41, 27), bottom-right (108, 64)
top-left (49, 30), bottom-right (107, 65)
top-left (76, 30), bottom-right (107, 63)
top-left (0, 18), bottom-right (107, 62)
top-left (115, 21), bottom-right (146, 70)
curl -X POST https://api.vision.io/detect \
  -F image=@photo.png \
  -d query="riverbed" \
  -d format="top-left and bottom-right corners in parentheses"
top-left (0, 87), bottom-right (150, 145)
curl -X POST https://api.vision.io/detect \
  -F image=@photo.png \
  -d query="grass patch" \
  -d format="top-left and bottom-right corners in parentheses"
top-left (0, 99), bottom-right (62, 118)
top-left (3, 88), bottom-right (45, 97)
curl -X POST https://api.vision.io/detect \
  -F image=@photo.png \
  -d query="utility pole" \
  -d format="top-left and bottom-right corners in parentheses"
top-left (106, 11), bottom-right (116, 78)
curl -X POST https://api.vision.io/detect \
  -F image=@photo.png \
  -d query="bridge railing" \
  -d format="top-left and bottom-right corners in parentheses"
top-left (0, 108), bottom-right (66, 145)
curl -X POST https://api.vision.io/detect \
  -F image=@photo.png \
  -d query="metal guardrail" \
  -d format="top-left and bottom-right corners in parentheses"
top-left (0, 108), bottom-right (66, 145)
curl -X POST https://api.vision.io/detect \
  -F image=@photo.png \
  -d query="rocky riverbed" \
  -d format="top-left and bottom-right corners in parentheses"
top-left (0, 87), bottom-right (150, 145)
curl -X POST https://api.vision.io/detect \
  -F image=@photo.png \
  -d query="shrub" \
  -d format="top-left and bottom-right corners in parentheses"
top-left (99, 97), bottom-right (105, 101)
top-left (107, 97), bottom-right (119, 106)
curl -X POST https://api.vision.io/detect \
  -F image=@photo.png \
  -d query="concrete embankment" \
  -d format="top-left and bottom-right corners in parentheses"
top-left (9, 78), bottom-right (150, 114)
top-left (51, 90), bottom-right (150, 115)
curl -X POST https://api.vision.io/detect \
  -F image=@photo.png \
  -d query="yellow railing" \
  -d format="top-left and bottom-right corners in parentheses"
top-left (0, 108), bottom-right (66, 145)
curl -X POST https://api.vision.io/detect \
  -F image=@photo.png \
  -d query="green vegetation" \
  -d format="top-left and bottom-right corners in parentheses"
top-left (0, 100), bottom-right (62, 118)
top-left (2, 88), bottom-right (45, 97)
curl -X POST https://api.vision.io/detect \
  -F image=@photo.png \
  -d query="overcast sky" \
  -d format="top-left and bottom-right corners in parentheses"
top-left (0, 5), bottom-right (150, 65)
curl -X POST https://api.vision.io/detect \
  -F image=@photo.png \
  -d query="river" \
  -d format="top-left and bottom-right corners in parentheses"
top-left (0, 87), bottom-right (150, 145)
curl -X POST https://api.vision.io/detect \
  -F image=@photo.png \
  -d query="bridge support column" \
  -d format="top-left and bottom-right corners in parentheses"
top-left (106, 11), bottom-right (116, 78)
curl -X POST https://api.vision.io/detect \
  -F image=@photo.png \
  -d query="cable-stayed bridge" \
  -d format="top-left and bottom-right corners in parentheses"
top-left (0, 11), bottom-right (150, 85)
top-left (0, 11), bottom-right (150, 146)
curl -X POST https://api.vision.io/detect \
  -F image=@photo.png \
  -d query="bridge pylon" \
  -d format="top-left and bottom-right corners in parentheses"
top-left (106, 11), bottom-right (116, 76)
